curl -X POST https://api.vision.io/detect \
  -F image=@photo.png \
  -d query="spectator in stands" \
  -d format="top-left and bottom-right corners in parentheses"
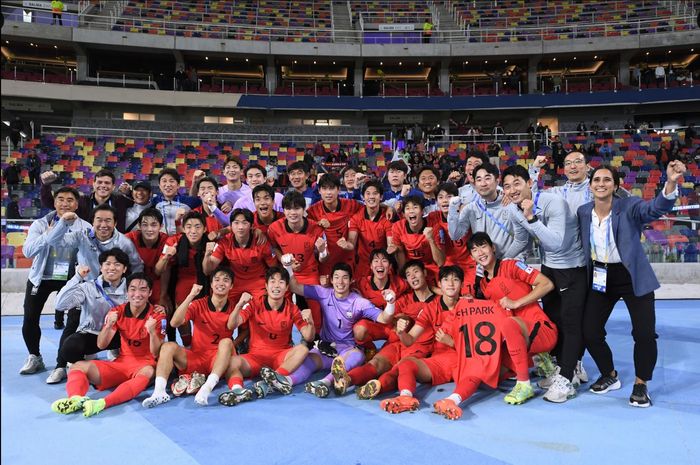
top-left (685, 123), bottom-right (696, 148)
top-left (527, 122), bottom-right (536, 136)
top-left (5, 105), bottom-right (21, 138)
top-left (590, 121), bottom-right (600, 136)
top-left (656, 142), bottom-right (671, 169)
top-left (174, 66), bottom-right (185, 91)
top-left (624, 120), bottom-right (636, 135)
top-left (685, 240), bottom-right (699, 263)
top-left (51, 0), bottom-right (64, 25)
top-left (41, 168), bottom-right (135, 233)
top-left (551, 135), bottom-right (564, 170)
top-left (3, 160), bottom-right (21, 194)
top-left (552, 73), bottom-right (562, 93)
top-left (26, 152), bottom-right (42, 187)
top-left (266, 157), bottom-right (279, 187)
top-left (632, 64), bottom-right (641, 86)
top-left (655, 63), bottom-right (666, 88)
top-left (124, 181), bottom-right (152, 233)
top-left (19, 186), bottom-right (90, 378)
top-left (422, 20), bottom-right (433, 44)
top-left (492, 122), bottom-right (505, 142)
top-left (688, 183), bottom-right (700, 222)
top-left (599, 140), bottom-right (615, 162)
top-left (577, 121), bottom-right (588, 136)
top-left (642, 65), bottom-right (654, 88)
top-left (6, 194), bottom-right (21, 219)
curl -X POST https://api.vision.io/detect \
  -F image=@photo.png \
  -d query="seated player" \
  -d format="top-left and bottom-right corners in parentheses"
top-left (213, 266), bottom-right (316, 406)
top-left (256, 262), bottom-right (396, 398)
top-left (469, 232), bottom-right (558, 405)
top-left (141, 268), bottom-right (238, 408)
top-left (378, 265), bottom-right (464, 414)
top-left (336, 260), bottom-right (436, 399)
top-left (353, 249), bottom-right (409, 355)
top-left (432, 298), bottom-right (511, 420)
top-left (51, 273), bottom-right (165, 417)
top-left (387, 195), bottom-right (445, 283)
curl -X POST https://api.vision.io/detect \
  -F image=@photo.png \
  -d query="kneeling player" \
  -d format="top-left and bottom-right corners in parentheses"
top-left (51, 273), bottom-right (165, 417)
top-left (202, 267), bottom-right (315, 406)
top-left (142, 268), bottom-right (237, 408)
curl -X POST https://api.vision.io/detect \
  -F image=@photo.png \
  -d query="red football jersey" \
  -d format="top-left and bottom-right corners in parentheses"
top-left (389, 220), bottom-right (444, 277)
top-left (307, 198), bottom-right (363, 274)
top-left (348, 206), bottom-right (393, 278)
top-left (267, 218), bottom-right (325, 285)
top-left (126, 230), bottom-right (169, 305)
top-left (253, 210), bottom-right (283, 237)
top-left (477, 259), bottom-right (550, 325)
top-left (393, 291), bottom-right (437, 354)
top-left (112, 303), bottom-right (165, 361)
top-left (355, 274), bottom-right (409, 310)
top-left (185, 296), bottom-right (236, 353)
top-left (449, 298), bottom-right (508, 388)
top-left (239, 295), bottom-right (308, 352)
top-left (192, 205), bottom-right (225, 232)
top-left (161, 234), bottom-right (202, 304)
top-left (211, 234), bottom-right (276, 298)
top-left (427, 210), bottom-right (472, 269)
top-left (415, 296), bottom-right (458, 355)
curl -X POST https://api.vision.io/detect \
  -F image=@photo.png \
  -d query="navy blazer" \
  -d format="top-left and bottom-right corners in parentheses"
top-left (577, 191), bottom-right (677, 297)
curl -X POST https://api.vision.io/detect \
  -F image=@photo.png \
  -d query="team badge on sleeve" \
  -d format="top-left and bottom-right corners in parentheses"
top-left (515, 261), bottom-right (534, 274)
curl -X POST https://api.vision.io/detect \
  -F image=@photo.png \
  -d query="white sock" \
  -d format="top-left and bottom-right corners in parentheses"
top-left (400, 389), bottom-right (413, 397)
top-left (204, 373), bottom-right (220, 390)
top-left (447, 393), bottom-right (463, 404)
top-left (153, 377), bottom-right (167, 395)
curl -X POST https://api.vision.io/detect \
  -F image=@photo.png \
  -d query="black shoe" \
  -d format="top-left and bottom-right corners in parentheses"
top-left (54, 321), bottom-right (65, 330)
top-left (629, 383), bottom-right (652, 408)
top-left (590, 373), bottom-right (622, 394)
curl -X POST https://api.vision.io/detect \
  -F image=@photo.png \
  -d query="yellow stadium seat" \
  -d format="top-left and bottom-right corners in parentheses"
top-left (7, 232), bottom-right (26, 246)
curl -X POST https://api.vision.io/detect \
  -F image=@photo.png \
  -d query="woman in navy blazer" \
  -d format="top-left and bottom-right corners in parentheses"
top-left (577, 160), bottom-right (686, 408)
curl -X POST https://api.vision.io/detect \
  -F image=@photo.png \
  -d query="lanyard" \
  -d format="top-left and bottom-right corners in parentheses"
top-left (533, 191), bottom-right (541, 212)
top-left (160, 197), bottom-right (182, 234)
top-left (590, 215), bottom-right (611, 263)
top-left (94, 279), bottom-right (118, 308)
top-left (563, 184), bottom-right (591, 203)
top-left (476, 200), bottom-right (512, 236)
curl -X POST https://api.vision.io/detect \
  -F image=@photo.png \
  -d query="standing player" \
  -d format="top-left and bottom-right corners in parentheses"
top-left (347, 180), bottom-right (394, 279)
top-left (191, 176), bottom-right (231, 239)
top-left (51, 273), bottom-right (165, 417)
top-left (213, 267), bottom-right (315, 406)
top-left (387, 195), bottom-right (445, 282)
top-left (306, 174), bottom-right (363, 278)
top-left (217, 156), bottom-right (251, 213)
top-left (141, 268), bottom-right (237, 408)
top-left (256, 262), bottom-right (396, 398)
top-left (233, 163), bottom-right (284, 212)
top-left (251, 184), bottom-right (283, 236)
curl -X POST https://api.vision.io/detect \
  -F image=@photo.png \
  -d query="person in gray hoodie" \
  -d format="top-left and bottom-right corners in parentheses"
top-left (19, 187), bottom-right (91, 377)
top-left (44, 248), bottom-right (131, 384)
top-left (501, 164), bottom-right (589, 403)
top-left (448, 162), bottom-right (529, 261)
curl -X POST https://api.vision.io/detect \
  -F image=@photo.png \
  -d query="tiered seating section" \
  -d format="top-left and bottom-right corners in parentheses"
top-left (114, 0), bottom-right (333, 42)
top-left (2, 131), bottom-right (698, 267)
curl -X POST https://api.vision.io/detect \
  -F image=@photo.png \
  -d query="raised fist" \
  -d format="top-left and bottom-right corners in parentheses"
top-left (163, 244), bottom-right (177, 257)
top-left (205, 242), bottom-right (217, 256)
top-left (76, 265), bottom-right (90, 278)
top-left (666, 160), bottom-right (687, 184)
top-left (192, 169), bottom-right (206, 180)
top-left (533, 155), bottom-right (548, 168)
top-left (315, 237), bottom-right (327, 254)
top-left (382, 289), bottom-right (396, 304)
top-left (104, 310), bottom-right (118, 328)
top-left (401, 184), bottom-right (412, 197)
top-left (317, 219), bottom-right (331, 229)
top-left (175, 208), bottom-right (187, 223)
top-left (520, 198), bottom-right (535, 218)
top-left (423, 226), bottom-right (434, 242)
top-left (281, 253), bottom-right (295, 267)
top-left (41, 171), bottom-right (58, 185)
top-left (189, 283), bottom-right (204, 296)
top-left (61, 211), bottom-right (78, 222)
top-left (449, 196), bottom-right (462, 208)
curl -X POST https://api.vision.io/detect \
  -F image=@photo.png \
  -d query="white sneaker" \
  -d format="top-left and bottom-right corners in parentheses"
top-left (543, 374), bottom-right (576, 403)
top-left (46, 367), bottom-right (67, 384)
top-left (575, 360), bottom-right (589, 383)
top-left (107, 349), bottom-right (120, 361)
top-left (142, 392), bottom-right (171, 408)
top-left (19, 354), bottom-right (45, 375)
top-left (537, 365), bottom-right (560, 389)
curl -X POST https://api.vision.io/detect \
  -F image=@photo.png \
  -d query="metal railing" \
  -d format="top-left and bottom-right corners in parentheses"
top-left (1, 5), bottom-right (695, 44)
top-left (39, 125), bottom-right (386, 145)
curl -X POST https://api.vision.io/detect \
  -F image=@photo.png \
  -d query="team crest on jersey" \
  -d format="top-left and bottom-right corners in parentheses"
top-left (281, 321), bottom-right (288, 329)
top-left (516, 261), bottom-right (534, 274)
top-left (346, 311), bottom-right (353, 318)
top-left (475, 264), bottom-right (485, 278)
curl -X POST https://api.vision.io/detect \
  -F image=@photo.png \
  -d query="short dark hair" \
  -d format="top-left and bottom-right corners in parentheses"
top-left (211, 266), bottom-right (235, 283)
top-left (416, 166), bottom-right (439, 180)
top-left (287, 161), bottom-right (310, 174)
top-left (158, 168), bottom-right (180, 183)
top-left (369, 248), bottom-right (397, 272)
top-left (438, 265), bottom-right (464, 282)
top-left (436, 182), bottom-right (459, 197)
top-left (472, 162), bottom-right (500, 181)
top-left (466, 151), bottom-right (489, 166)
top-left (181, 211), bottom-right (207, 228)
top-left (402, 194), bottom-right (424, 209)
top-left (224, 155), bottom-right (243, 170)
top-left (138, 207), bottom-right (163, 225)
top-left (318, 173), bottom-right (341, 190)
top-left (387, 160), bottom-right (409, 174)
top-left (99, 247), bottom-right (130, 270)
top-left (266, 266), bottom-right (290, 284)
top-left (401, 259), bottom-right (426, 278)
top-left (54, 186), bottom-right (80, 201)
top-left (590, 164), bottom-right (621, 188)
top-left (126, 272), bottom-right (152, 289)
top-left (282, 190), bottom-right (306, 210)
top-left (94, 169), bottom-right (116, 183)
top-left (331, 262), bottom-right (353, 280)
top-left (467, 231), bottom-right (494, 250)
top-left (501, 164), bottom-right (530, 182)
top-left (230, 208), bottom-right (254, 224)
top-left (244, 163), bottom-right (265, 178)
top-left (252, 184), bottom-right (276, 200)
top-left (195, 176), bottom-right (219, 192)
top-left (91, 204), bottom-right (117, 222)
top-left (361, 179), bottom-right (384, 196)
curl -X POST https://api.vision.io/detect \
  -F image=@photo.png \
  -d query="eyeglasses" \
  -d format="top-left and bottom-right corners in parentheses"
top-left (564, 159), bottom-right (586, 167)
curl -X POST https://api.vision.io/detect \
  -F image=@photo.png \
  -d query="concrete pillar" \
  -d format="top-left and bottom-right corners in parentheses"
top-left (619, 51), bottom-right (634, 86)
top-left (439, 59), bottom-right (450, 94)
top-left (527, 57), bottom-right (540, 94)
top-left (265, 56), bottom-right (277, 94)
top-left (354, 59), bottom-right (363, 96)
